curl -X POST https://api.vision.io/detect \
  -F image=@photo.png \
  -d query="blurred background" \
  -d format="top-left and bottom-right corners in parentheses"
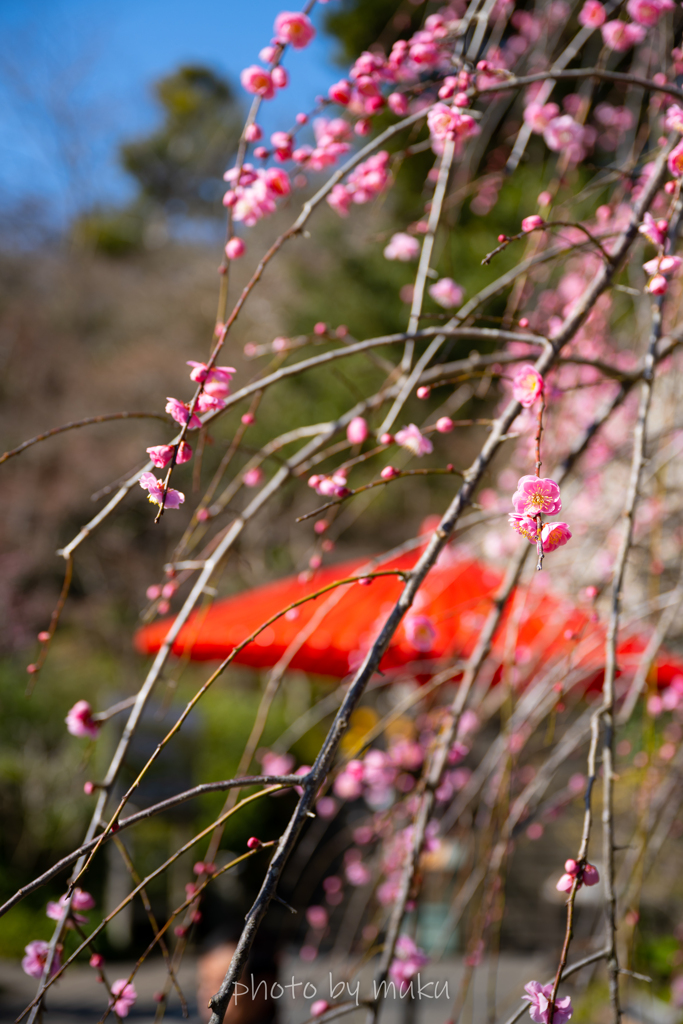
top-left (1, 1), bottom-right (683, 1022)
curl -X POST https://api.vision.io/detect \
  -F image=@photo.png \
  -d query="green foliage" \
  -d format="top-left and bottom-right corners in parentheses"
top-left (121, 65), bottom-right (242, 212)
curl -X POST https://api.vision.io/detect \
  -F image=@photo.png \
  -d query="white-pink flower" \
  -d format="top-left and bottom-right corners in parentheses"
top-left (512, 365), bottom-right (544, 407)
top-left (600, 20), bottom-right (646, 51)
top-left (404, 613), bottom-right (437, 652)
top-left (389, 935), bottom-right (430, 987)
top-left (522, 981), bottom-right (573, 1024)
top-left (110, 979), bottom-right (137, 1018)
top-left (521, 215), bottom-right (544, 233)
top-left (665, 105), bottom-right (683, 134)
top-left (638, 212), bottom-right (668, 246)
top-left (541, 522), bottom-right (572, 552)
top-left (65, 700), bottom-right (100, 740)
top-left (509, 513), bottom-right (539, 544)
top-left (428, 277), bottom-right (464, 308)
top-left (139, 472), bottom-right (185, 510)
top-left (626, 0), bottom-right (674, 26)
top-left (512, 476), bottom-right (562, 516)
top-left (523, 102), bottom-right (560, 134)
top-left (22, 940), bottom-right (61, 979)
top-left (347, 417), bottom-right (369, 444)
top-left (395, 424), bottom-right (433, 457)
top-left (578, 0), bottom-right (606, 26)
top-left (165, 397), bottom-right (201, 430)
top-left (643, 255), bottom-right (682, 276)
top-left (384, 232), bottom-right (420, 261)
top-left (543, 116), bottom-right (585, 162)
top-left (240, 66), bottom-right (275, 99)
top-left (274, 11), bottom-right (315, 48)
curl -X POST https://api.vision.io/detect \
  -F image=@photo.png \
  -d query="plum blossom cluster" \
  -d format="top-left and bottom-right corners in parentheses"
top-left (508, 476), bottom-right (572, 555)
top-left (139, 361), bottom-right (237, 512)
top-left (327, 151), bottom-right (391, 216)
top-left (555, 858), bottom-right (600, 893)
top-left (388, 934), bottom-right (430, 989)
top-left (223, 164), bottom-right (291, 226)
top-left (522, 981), bottom-right (573, 1024)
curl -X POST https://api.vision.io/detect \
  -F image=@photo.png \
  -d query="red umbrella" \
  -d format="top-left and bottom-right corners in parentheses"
top-left (134, 544), bottom-right (683, 692)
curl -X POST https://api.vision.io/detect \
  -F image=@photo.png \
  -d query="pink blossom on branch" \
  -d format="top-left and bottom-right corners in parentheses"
top-left (428, 277), bottom-right (464, 308)
top-left (543, 116), bottom-right (586, 163)
top-left (65, 700), bottom-right (100, 739)
top-left (512, 364), bottom-right (544, 406)
top-left (638, 212), bottom-right (668, 246)
top-left (541, 522), bottom-right (572, 552)
top-left (665, 105), bottom-right (683, 134)
top-left (512, 476), bottom-right (562, 516)
top-left (389, 934), bottom-right (430, 987)
top-left (240, 66), bottom-right (275, 99)
top-left (578, 0), bottom-right (607, 26)
top-left (509, 513), bottom-right (539, 544)
top-left (383, 232), bottom-right (420, 261)
top-left (347, 417), bottom-right (369, 444)
top-left (522, 981), bottom-right (573, 1024)
top-left (395, 424), bottom-right (433, 456)
top-left (404, 613), bottom-right (437, 652)
top-left (22, 940), bottom-right (61, 979)
top-left (139, 473), bottom-right (185, 510)
top-left (626, 0), bottom-right (674, 26)
top-left (521, 215), bottom-right (544, 233)
top-left (669, 140), bottom-right (683, 177)
top-left (600, 20), bottom-right (647, 51)
top-left (110, 979), bottom-right (137, 1018)
top-left (273, 11), bottom-right (315, 48)
top-left (165, 397), bottom-right (201, 430)
top-left (643, 255), bottom-right (682, 276)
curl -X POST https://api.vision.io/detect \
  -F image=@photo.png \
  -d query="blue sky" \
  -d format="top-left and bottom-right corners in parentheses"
top-left (0, 0), bottom-right (340, 223)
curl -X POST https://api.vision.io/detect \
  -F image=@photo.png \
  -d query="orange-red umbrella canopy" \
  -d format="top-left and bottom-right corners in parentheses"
top-left (134, 546), bottom-right (683, 691)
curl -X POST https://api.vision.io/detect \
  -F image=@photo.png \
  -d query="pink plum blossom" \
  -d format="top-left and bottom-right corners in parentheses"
top-left (147, 445), bottom-right (175, 468)
top-left (306, 905), bottom-right (329, 930)
top-left (240, 66), bottom-right (275, 99)
top-left (427, 103), bottom-right (480, 144)
top-left (47, 888), bottom-right (95, 924)
top-left (521, 215), bottom-right (544, 233)
top-left (512, 364), bottom-right (544, 406)
top-left (436, 416), bottom-right (454, 433)
top-left (669, 140), bottom-right (683, 177)
top-left (139, 473), bottom-right (185, 509)
top-left (389, 935), bottom-right (430, 987)
top-left (187, 360), bottom-right (236, 393)
top-left (639, 212), bottom-right (668, 246)
top-left (260, 750), bottom-right (295, 776)
top-left (22, 940), bottom-right (61, 979)
top-left (384, 232), bottom-right (420, 261)
top-left (274, 11), bottom-right (315, 48)
top-left (600, 20), bottom-right (647, 51)
top-left (523, 102), bottom-right (560, 134)
top-left (225, 237), bottom-right (245, 260)
top-left (147, 442), bottom-right (192, 468)
top-left (110, 979), bottom-right (137, 1018)
top-left (334, 760), bottom-right (364, 800)
top-left (512, 475), bottom-right (562, 516)
top-left (578, 0), bottom-right (607, 26)
top-left (329, 79), bottom-right (351, 104)
top-left (428, 277), bottom-right (464, 308)
top-left (165, 397), bottom-right (201, 429)
top-left (643, 255), bottom-right (682, 276)
top-left (626, 0), bottom-right (674, 25)
top-left (522, 981), bottom-right (573, 1024)
top-left (395, 424), bottom-right (433, 457)
top-left (271, 66), bottom-right (288, 89)
top-left (347, 417), bottom-right (369, 444)
top-left (543, 116), bottom-right (585, 162)
top-left (647, 274), bottom-right (668, 295)
top-left (541, 522), bottom-right (572, 551)
top-left (196, 393), bottom-right (226, 414)
top-left (243, 467), bottom-right (264, 487)
top-left (404, 613), bottom-right (437, 652)
top-left (345, 859), bottom-right (372, 886)
top-left (665, 105), bottom-right (683, 133)
top-left (311, 1001), bottom-right (329, 1017)
top-left (509, 513), bottom-right (539, 544)
top-left (66, 700), bottom-right (100, 739)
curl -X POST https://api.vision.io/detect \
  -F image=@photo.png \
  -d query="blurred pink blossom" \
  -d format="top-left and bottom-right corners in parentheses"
top-left (110, 980), bottom-right (137, 1018)
top-left (512, 365), bottom-right (544, 406)
top-left (384, 232), bottom-right (420, 261)
top-left (428, 277), bottom-right (464, 308)
top-left (395, 424), bottom-right (433, 457)
top-left (522, 981), bottom-right (573, 1024)
top-left (274, 11), bottom-right (315, 48)
top-left (65, 700), bottom-right (100, 740)
top-left (22, 940), bottom-right (61, 979)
